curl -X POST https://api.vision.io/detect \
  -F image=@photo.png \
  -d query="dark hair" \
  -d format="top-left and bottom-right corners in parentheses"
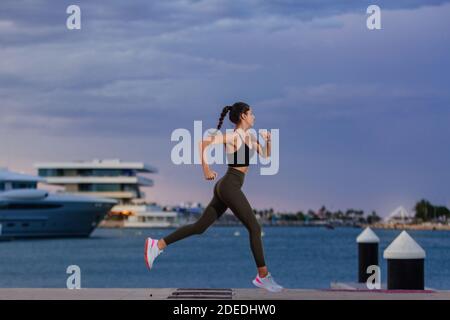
top-left (216, 102), bottom-right (250, 130)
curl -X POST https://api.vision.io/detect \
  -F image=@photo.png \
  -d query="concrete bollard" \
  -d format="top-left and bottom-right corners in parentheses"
top-left (383, 230), bottom-right (426, 290)
top-left (356, 227), bottom-right (380, 283)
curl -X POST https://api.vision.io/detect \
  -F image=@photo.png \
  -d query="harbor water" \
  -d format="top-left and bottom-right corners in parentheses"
top-left (0, 227), bottom-right (449, 289)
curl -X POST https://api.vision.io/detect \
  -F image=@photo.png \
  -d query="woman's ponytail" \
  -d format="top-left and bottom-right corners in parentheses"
top-left (217, 105), bottom-right (231, 130)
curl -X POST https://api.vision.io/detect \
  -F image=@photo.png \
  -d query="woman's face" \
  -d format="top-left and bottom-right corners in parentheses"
top-left (242, 108), bottom-right (255, 127)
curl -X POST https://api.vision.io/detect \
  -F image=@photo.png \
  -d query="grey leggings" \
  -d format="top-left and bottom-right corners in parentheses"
top-left (162, 167), bottom-right (266, 268)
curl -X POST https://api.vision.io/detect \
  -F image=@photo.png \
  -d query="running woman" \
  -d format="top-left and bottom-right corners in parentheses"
top-left (145, 102), bottom-right (283, 292)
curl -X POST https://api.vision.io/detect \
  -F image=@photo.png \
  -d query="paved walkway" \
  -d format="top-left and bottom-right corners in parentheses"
top-left (0, 288), bottom-right (449, 300)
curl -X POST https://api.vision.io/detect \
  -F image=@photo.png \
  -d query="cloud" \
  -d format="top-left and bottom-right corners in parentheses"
top-left (0, 0), bottom-right (449, 213)
top-left (258, 83), bottom-right (450, 117)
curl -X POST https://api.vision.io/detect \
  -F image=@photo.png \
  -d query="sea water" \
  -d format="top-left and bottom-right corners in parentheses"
top-left (0, 227), bottom-right (449, 289)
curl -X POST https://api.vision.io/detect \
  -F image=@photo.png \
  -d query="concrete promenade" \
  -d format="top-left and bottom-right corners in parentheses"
top-left (0, 288), bottom-right (449, 300)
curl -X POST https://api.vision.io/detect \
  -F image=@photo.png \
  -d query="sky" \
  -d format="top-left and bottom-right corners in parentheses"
top-left (1, 0), bottom-right (449, 217)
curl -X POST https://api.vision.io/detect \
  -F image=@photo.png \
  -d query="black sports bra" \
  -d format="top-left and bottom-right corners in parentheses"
top-left (225, 131), bottom-right (256, 167)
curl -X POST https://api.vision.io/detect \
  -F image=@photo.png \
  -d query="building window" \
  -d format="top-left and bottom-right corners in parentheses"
top-left (78, 169), bottom-right (129, 177)
top-left (94, 184), bottom-right (121, 192)
top-left (11, 182), bottom-right (37, 189)
top-left (38, 169), bottom-right (62, 177)
top-left (79, 184), bottom-right (122, 192)
top-left (79, 184), bottom-right (93, 191)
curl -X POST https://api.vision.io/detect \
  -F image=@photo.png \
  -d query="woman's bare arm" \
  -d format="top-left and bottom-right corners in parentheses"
top-left (198, 131), bottom-right (234, 180)
top-left (251, 131), bottom-right (271, 158)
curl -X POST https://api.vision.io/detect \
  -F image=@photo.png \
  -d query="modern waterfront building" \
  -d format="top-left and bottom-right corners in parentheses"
top-left (34, 159), bottom-right (157, 204)
top-left (34, 159), bottom-right (180, 227)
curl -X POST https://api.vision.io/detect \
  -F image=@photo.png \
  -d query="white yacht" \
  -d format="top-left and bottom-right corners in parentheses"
top-left (113, 203), bottom-right (181, 228)
top-left (0, 169), bottom-right (117, 239)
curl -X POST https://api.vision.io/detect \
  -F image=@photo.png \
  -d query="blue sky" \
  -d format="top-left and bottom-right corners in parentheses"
top-left (1, 0), bottom-right (449, 217)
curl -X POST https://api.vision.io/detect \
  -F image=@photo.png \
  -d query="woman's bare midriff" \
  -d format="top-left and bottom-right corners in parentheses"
top-left (229, 166), bottom-right (249, 174)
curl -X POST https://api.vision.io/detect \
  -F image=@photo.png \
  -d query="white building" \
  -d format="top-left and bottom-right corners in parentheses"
top-left (34, 159), bottom-right (156, 204)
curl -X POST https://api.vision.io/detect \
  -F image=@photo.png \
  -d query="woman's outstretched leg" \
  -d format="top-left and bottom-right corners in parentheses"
top-left (224, 189), bottom-right (266, 269)
top-left (145, 183), bottom-right (227, 270)
top-left (219, 186), bottom-right (283, 291)
top-left (161, 190), bottom-right (228, 246)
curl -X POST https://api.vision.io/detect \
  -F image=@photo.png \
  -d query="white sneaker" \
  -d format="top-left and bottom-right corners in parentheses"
top-left (252, 272), bottom-right (284, 292)
top-left (144, 237), bottom-right (163, 270)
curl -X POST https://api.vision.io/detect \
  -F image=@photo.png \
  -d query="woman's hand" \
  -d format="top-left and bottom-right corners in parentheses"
top-left (260, 131), bottom-right (271, 143)
top-left (203, 168), bottom-right (218, 180)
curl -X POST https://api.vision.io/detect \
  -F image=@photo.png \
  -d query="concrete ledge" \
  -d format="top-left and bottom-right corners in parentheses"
top-left (330, 282), bottom-right (435, 291)
top-left (0, 288), bottom-right (449, 300)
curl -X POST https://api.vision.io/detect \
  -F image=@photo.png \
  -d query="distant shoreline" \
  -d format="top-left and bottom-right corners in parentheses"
top-left (364, 222), bottom-right (450, 231)
top-left (99, 220), bottom-right (450, 231)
